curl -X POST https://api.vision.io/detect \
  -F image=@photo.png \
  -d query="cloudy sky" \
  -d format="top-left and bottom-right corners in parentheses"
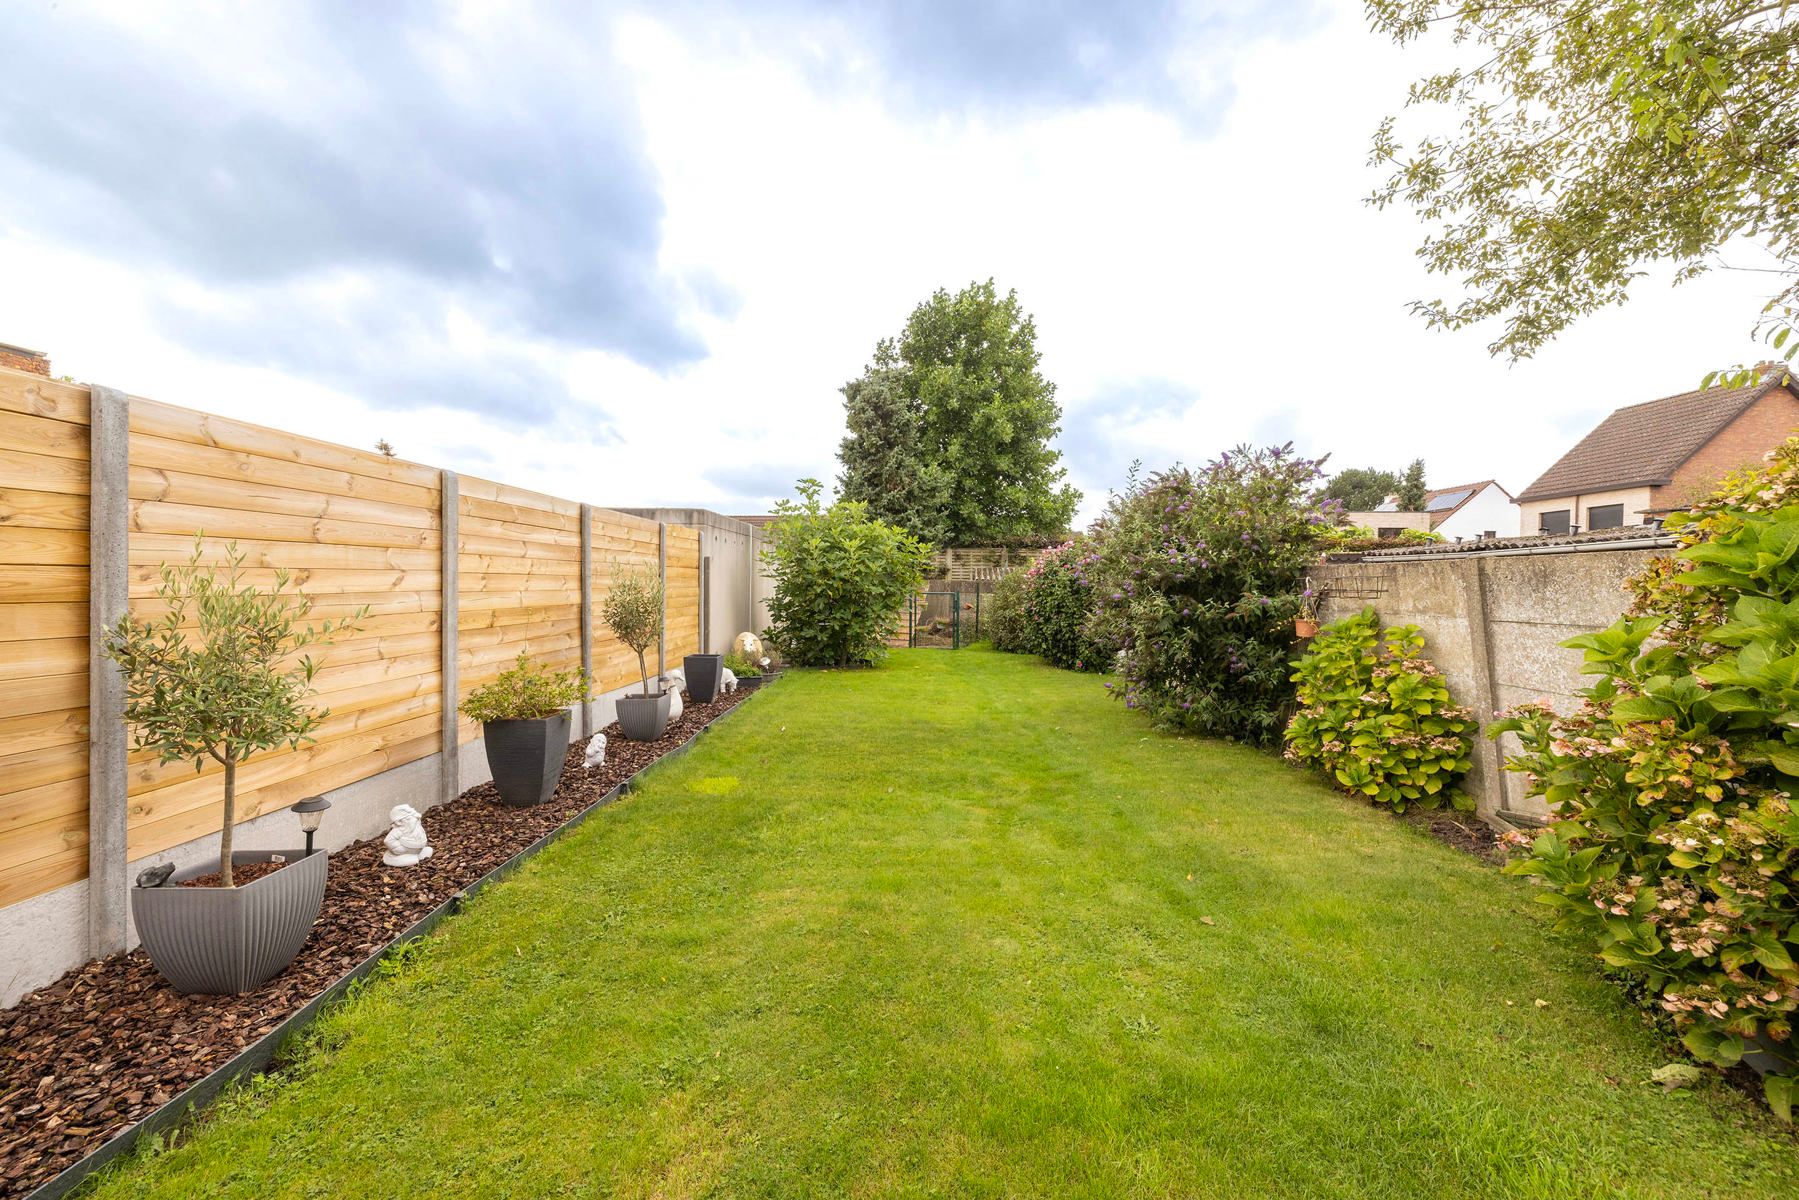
top-left (0, 1), bottom-right (1776, 525)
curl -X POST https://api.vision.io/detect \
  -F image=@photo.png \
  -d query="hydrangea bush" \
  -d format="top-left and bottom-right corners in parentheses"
top-left (1494, 439), bottom-right (1799, 1119)
top-left (1284, 608), bottom-right (1474, 811)
top-left (1085, 447), bottom-right (1336, 745)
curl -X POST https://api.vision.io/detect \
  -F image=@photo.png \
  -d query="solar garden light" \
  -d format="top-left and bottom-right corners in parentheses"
top-left (290, 795), bottom-right (331, 857)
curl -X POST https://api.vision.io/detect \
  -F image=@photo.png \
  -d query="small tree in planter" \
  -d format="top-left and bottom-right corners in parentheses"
top-left (461, 653), bottom-right (590, 806)
top-left (603, 562), bottom-right (669, 739)
top-left (103, 538), bottom-right (363, 993)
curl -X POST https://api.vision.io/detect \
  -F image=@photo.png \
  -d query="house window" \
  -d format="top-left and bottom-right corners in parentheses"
top-left (1539, 509), bottom-right (1571, 535)
top-left (1588, 503), bottom-right (1625, 530)
top-left (1377, 527), bottom-right (1404, 539)
top-left (1482, 530), bottom-right (1496, 539)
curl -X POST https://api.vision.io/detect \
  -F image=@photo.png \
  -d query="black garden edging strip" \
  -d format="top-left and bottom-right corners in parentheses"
top-left (23, 692), bottom-right (761, 1200)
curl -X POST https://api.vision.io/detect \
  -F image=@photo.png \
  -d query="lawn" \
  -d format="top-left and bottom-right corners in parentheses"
top-left (90, 649), bottom-right (1796, 1198)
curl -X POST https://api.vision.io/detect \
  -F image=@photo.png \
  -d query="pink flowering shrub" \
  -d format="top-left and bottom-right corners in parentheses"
top-left (1493, 440), bottom-right (1799, 1119)
top-left (1085, 447), bottom-right (1336, 745)
top-left (1284, 607), bottom-right (1474, 811)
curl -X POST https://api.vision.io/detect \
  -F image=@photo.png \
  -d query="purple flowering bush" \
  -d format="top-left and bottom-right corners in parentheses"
top-left (1283, 607), bottom-right (1474, 811)
top-left (984, 539), bottom-right (1104, 670)
top-left (1085, 446), bottom-right (1335, 746)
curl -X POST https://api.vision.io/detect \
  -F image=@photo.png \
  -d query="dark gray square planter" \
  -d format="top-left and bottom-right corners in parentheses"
top-left (482, 711), bottom-right (571, 807)
top-left (616, 690), bottom-right (671, 740)
top-left (132, 848), bottom-right (328, 995)
top-left (684, 654), bottom-right (723, 703)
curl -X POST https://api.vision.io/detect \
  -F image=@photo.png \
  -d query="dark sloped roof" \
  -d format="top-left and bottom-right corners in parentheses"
top-left (1324, 523), bottom-right (1674, 561)
top-left (1517, 368), bottom-right (1797, 502)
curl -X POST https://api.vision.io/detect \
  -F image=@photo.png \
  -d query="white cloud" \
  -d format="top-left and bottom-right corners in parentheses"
top-left (0, 2), bottom-right (1776, 526)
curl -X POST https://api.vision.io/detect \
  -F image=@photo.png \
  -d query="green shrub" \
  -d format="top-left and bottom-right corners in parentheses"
top-left (461, 653), bottom-right (591, 723)
top-left (983, 568), bottom-right (1032, 653)
top-left (761, 478), bottom-right (932, 667)
top-left (1085, 447), bottom-right (1332, 745)
top-left (1283, 608), bottom-right (1474, 811)
top-left (1494, 441), bottom-right (1799, 1119)
top-left (723, 651), bottom-right (761, 678)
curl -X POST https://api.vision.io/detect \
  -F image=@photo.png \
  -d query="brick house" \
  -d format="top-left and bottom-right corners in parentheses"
top-left (0, 342), bottom-right (49, 377)
top-left (1516, 364), bottom-right (1799, 535)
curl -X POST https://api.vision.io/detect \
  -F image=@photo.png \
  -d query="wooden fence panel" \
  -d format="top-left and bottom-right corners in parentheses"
top-left (588, 511), bottom-right (662, 694)
top-left (0, 373), bottom-right (90, 909)
top-left (666, 525), bottom-right (701, 664)
top-left (455, 476), bottom-right (581, 745)
top-left (122, 397), bottom-right (443, 862)
top-left (0, 365), bottom-right (735, 918)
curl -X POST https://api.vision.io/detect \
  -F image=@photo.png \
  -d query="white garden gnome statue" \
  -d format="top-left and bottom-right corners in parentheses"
top-left (381, 804), bottom-right (434, 867)
top-left (583, 733), bottom-right (607, 769)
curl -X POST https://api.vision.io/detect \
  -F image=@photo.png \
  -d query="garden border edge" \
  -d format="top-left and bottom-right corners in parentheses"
top-left (23, 690), bottom-right (761, 1200)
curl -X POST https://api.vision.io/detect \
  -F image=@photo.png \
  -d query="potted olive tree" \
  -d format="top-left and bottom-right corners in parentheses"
top-left (105, 539), bottom-right (363, 995)
top-left (604, 562), bottom-right (669, 740)
top-left (462, 653), bottom-right (590, 806)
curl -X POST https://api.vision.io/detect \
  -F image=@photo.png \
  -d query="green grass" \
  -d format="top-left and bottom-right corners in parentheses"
top-left (90, 649), bottom-right (1796, 1198)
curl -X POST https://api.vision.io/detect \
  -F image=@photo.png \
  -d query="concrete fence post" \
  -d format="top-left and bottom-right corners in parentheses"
top-left (657, 522), bottom-right (667, 676)
top-left (1451, 557), bottom-right (1506, 819)
top-left (440, 471), bottom-right (460, 807)
top-left (700, 554), bottom-right (711, 654)
top-left (87, 386), bottom-right (129, 958)
top-left (579, 504), bottom-right (594, 736)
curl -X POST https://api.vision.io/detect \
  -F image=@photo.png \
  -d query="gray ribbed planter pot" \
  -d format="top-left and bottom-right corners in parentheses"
top-left (616, 690), bottom-right (671, 740)
top-left (132, 849), bottom-right (327, 995)
top-left (482, 712), bottom-right (570, 807)
top-left (683, 653), bottom-right (723, 703)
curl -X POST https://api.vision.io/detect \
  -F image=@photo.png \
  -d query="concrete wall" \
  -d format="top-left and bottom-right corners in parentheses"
top-left (1310, 541), bottom-right (1666, 825)
top-left (614, 509), bottom-right (770, 654)
top-left (1517, 486), bottom-right (1653, 536)
top-left (0, 678), bottom-right (648, 1007)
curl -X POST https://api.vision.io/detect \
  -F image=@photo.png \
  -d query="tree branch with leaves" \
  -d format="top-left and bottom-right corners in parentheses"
top-left (1369, 1), bottom-right (1799, 383)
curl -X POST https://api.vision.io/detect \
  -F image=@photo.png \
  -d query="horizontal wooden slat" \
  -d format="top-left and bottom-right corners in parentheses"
top-left (130, 430), bottom-right (437, 511)
top-left (0, 369), bottom-right (89, 426)
top-left (131, 397), bottom-right (440, 488)
top-left (129, 463), bottom-right (438, 529)
top-left (131, 499), bottom-right (437, 551)
top-left (0, 487), bottom-right (88, 531)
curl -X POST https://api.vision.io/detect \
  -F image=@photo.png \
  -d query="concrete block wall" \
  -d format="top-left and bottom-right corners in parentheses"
top-left (614, 508), bottom-right (771, 653)
top-left (1310, 543), bottom-right (1665, 823)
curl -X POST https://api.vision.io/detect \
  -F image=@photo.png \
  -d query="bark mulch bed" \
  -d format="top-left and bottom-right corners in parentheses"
top-left (0, 687), bottom-right (749, 1199)
top-left (1402, 806), bottom-right (1503, 862)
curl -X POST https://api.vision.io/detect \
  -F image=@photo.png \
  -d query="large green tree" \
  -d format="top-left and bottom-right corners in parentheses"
top-left (1395, 458), bottom-right (1428, 510)
top-left (836, 366), bottom-right (952, 545)
top-left (1323, 467), bottom-right (1401, 511)
top-left (837, 280), bottom-right (1080, 545)
top-left (1369, 2), bottom-right (1799, 384)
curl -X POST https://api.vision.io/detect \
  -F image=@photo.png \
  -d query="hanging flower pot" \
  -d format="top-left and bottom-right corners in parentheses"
top-left (1294, 616), bottom-right (1319, 639)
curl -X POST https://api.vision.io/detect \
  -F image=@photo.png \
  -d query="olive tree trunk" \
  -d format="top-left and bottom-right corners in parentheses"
top-left (219, 755), bottom-right (237, 887)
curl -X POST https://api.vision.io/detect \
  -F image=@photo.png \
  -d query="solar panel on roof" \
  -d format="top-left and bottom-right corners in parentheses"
top-left (1427, 488), bottom-right (1472, 511)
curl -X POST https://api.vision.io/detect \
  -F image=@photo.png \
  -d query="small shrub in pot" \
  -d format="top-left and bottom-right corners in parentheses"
top-left (461, 653), bottom-right (591, 806)
top-left (103, 538), bottom-right (363, 994)
top-left (604, 563), bottom-right (670, 740)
